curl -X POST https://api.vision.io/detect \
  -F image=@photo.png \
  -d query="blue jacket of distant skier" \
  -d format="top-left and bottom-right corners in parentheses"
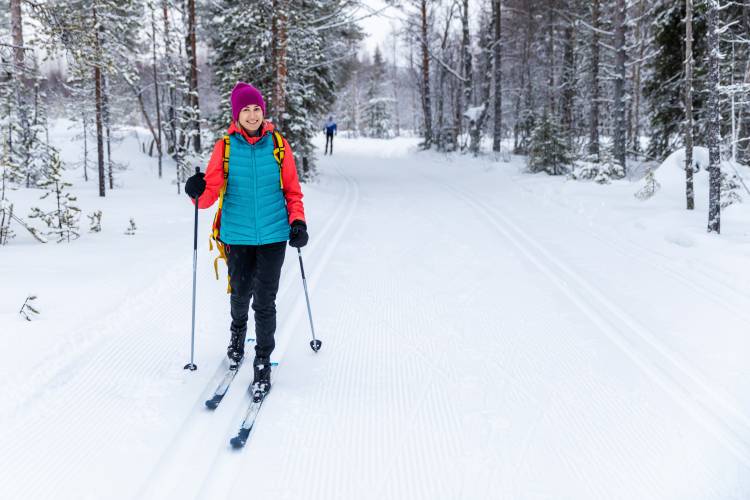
top-left (325, 120), bottom-right (337, 135)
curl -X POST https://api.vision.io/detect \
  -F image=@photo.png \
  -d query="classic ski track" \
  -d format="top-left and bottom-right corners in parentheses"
top-left (507, 175), bottom-right (750, 314)
top-left (0, 252), bottom-right (190, 423)
top-left (0, 254), bottom-right (205, 500)
top-left (136, 165), bottom-right (359, 500)
top-left (438, 179), bottom-right (750, 468)
top-left (194, 165), bottom-right (360, 500)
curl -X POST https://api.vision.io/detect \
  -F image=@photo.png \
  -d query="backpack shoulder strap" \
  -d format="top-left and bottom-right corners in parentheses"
top-left (271, 130), bottom-right (285, 189)
top-left (208, 134), bottom-right (232, 293)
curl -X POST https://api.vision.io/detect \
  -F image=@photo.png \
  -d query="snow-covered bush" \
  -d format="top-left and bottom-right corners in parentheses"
top-left (19, 295), bottom-right (39, 321)
top-left (88, 210), bottom-right (102, 233)
top-left (28, 152), bottom-right (80, 243)
top-left (720, 172), bottom-right (743, 209)
top-left (634, 171), bottom-right (661, 200)
top-left (124, 218), bottom-right (137, 235)
top-left (570, 156), bottom-right (626, 184)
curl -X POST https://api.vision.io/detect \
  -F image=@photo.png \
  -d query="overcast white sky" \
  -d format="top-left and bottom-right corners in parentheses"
top-left (358, 0), bottom-right (402, 60)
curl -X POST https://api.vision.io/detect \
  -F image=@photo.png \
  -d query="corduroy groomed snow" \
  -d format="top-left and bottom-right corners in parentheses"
top-left (231, 82), bottom-right (266, 121)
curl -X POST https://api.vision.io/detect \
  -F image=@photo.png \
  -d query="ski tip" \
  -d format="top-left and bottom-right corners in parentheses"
top-left (229, 437), bottom-right (246, 449)
top-left (205, 398), bottom-right (220, 410)
top-left (230, 428), bottom-right (251, 449)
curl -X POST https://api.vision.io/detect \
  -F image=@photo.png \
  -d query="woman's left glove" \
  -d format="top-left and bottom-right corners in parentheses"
top-left (289, 220), bottom-right (308, 248)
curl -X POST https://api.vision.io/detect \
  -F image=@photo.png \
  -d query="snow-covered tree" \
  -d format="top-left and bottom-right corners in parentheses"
top-left (527, 114), bottom-right (571, 175)
top-left (363, 47), bottom-right (392, 138)
top-left (28, 152), bottom-right (80, 243)
top-left (207, 0), bottom-right (363, 179)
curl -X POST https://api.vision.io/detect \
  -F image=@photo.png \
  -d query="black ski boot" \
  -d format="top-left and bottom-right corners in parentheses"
top-left (227, 324), bottom-right (246, 368)
top-left (251, 356), bottom-right (272, 402)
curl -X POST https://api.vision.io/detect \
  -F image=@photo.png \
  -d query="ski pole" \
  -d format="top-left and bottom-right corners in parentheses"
top-left (184, 166), bottom-right (200, 371)
top-left (297, 248), bottom-right (321, 352)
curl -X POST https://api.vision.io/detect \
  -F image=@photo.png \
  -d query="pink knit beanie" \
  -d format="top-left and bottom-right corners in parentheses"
top-left (231, 82), bottom-right (266, 121)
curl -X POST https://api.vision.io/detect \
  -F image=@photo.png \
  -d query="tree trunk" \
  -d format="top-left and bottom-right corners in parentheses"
top-left (492, 0), bottom-right (502, 152)
top-left (186, 0), bottom-right (201, 152)
top-left (458, 0), bottom-right (472, 143)
top-left (706, 0), bottom-right (721, 233)
top-left (102, 73), bottom-right (114, 190)
top-left (151, 3), bottom-right (163, 178)
top-left (560, 18), bottom-right (575, 152)
top-left (612, 0), bottom-right (627, 171)
top-left (420, 0), bottom-right (433, 148)
top-left (83, 109), bottom-right (89, 182)
top-left (11, 0), bottom-right (30, 185)
top-left (546, 4), bottom-right (555, 116)
top-left (588, 0), bottom-right (601, 161)
top-left (93, 6), bottom-right (105, 197)
top-left (629, 0), bottom-right (645, 155)
top-left (271, 0), bottom-right (289, 128)
top-left (685, 0), bottom-right (695, 210)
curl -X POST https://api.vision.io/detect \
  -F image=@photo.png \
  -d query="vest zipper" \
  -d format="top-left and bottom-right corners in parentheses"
top-left (252, 141), bottom-right (260, 244)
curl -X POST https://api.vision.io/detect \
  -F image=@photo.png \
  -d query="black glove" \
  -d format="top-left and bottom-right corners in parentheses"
top-left (289, 220), bottom-right (308, 248)
top-left (185, 172), bottom-right (206, 199)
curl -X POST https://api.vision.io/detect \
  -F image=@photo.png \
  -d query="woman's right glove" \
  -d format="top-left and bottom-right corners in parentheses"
top-left (289, 220), bottom-right (308, 248)
top-left (185, 172), bottom-right (206, 199)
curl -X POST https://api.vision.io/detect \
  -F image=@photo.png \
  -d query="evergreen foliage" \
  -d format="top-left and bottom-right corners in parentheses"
top-left (28, 152), bottom-right (80, 243)
top-left (206, 0), bottom-right (363, 179)
top-left (527, 114), bottom-right (571, 175)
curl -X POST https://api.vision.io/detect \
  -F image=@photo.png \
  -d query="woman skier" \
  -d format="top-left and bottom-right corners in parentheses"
top-left (184, 82), bottom-right (308, 398)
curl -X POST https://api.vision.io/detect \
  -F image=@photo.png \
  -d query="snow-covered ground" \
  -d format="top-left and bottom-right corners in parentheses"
top-left (1, 122), bottom-right (749, 499)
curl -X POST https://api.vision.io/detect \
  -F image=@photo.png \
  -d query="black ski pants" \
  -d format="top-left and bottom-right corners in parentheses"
top-left (226, 241), bottom-right (286, 358)
top-left (325, 132), bottom-right (334, 155)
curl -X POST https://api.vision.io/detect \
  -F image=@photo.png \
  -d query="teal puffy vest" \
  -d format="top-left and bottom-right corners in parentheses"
top-left (220, 132), bottom-right (289, 245)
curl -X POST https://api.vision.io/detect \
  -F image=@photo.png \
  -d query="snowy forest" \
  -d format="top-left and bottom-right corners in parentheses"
top-left (2, 1), bottom-right (750, 499)
top-left (1, 0), bottom-right (749, 240)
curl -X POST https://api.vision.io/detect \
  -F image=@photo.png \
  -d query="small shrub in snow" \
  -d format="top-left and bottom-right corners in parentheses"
top-left (88, 210), bottom-right (102, 233)
top-left (569, 151), bottom-right (626, 184)
top-left (634, 171), bottom-right (661, 200)
top-left (19, 295), bottom-right (39, 321)
top-left (0, 199), bottom-right (15, 245)
top-left (124, 218), bottom-right (137, 235)
top-left (28, 153), bottom-right (80, 243)
top-left (720, 172), bottom-right (743, 209)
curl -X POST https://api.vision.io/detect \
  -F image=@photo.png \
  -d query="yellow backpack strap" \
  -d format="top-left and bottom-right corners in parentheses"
top-left (222, 135), bottom-right (230, 183)
top-left (208, 135), bottom-right (233, 293)
top-left (272, 130), bottom-right (285, 189)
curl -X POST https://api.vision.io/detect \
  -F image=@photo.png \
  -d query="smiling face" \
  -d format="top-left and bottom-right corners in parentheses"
top-left (237, 104), bottom-right (264, 133)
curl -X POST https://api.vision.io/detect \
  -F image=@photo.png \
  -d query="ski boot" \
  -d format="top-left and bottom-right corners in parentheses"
top-left (251, 356), bottom-right (272, 402)
top-left (227, 324), bottom-right (246, 369)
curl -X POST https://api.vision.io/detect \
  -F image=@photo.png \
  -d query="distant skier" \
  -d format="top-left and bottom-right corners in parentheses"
top-left (324, 116), bottom-right (337, 155)
top-left (183, 82), bottom-right (308, 398)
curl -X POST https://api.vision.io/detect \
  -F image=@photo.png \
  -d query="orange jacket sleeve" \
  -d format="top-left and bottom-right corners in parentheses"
top-left (193, 139), bottom-right (225, 209)
top-left (281, 137), bottom-right (306, 224)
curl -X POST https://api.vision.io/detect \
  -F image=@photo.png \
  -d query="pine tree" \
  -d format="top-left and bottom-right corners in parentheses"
top-left (363, 47), bottom-right (392, 138)
top-left (28, 152), bottom-right (80, 243)
top-left (527, 114), bottom-right (571, 175)
top-left (207, 0), bottom-right (362, 179)
top-left (32, 0), bottom-right (143, 196)
top-left (643, 1), bottom-right (708, 161)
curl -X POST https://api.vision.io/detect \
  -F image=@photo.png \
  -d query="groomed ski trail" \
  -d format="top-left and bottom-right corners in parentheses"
top-left (136, 166), bottom-right (360, 499)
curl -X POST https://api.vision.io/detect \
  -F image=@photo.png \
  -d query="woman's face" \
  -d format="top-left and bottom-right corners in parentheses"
top-left (238, 105), bottom-right (264, 132)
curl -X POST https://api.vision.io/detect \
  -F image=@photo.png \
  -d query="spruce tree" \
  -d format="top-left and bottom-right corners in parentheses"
top-left (207, 0), bottom-right (362, 179)
top-left (643, 1), bottom-right (708, 161)
top-left (363, 47), bottom-right (392, 138)
top-left (527, 114), bottom-right (571, 175)
top-left (28, 152), bottom-right (80, 243)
